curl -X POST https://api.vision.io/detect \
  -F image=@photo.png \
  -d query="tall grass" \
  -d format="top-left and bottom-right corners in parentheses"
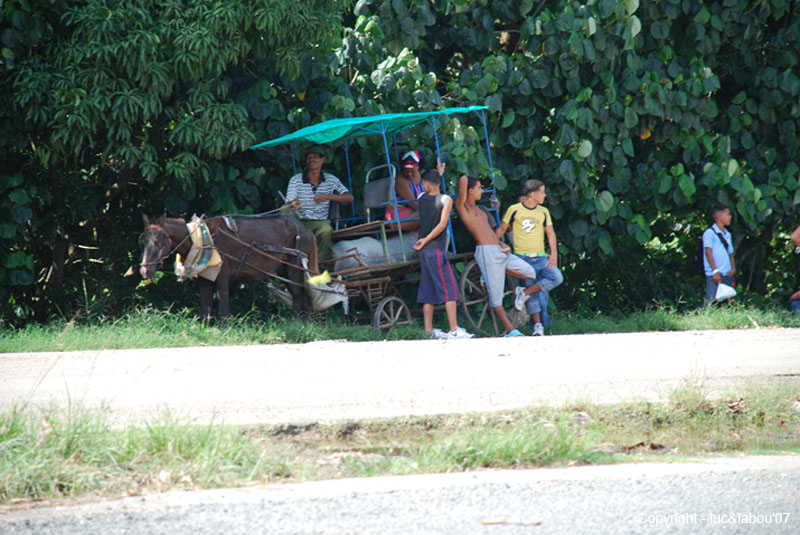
top-left (1, 380), bottom-right (798, 503)
top-left (1, 303), bottom-right (798, 353)
top-left (548, 304), bottom-right (800, 335)
top-left (0, 406), bottom-right (293, 502)
top-left (0, 306), bottom-right (421, 353)
top-left (414, 416), bottom-right (601, 471)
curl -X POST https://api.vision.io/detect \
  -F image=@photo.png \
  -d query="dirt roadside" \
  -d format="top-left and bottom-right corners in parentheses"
top-left (1, 328), bottom-right (798, 426)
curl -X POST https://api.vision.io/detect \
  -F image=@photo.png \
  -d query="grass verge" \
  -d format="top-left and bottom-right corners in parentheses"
top-left (2, 304), bottom-right (799, 353)
top-left (2, 382), bottom-right (798, 506)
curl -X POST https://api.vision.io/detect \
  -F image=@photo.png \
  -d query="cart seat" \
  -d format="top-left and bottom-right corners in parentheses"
top-left (332, 163), bottom-right (418, 240)
top-left (364, 176), bottom-right (393, 212)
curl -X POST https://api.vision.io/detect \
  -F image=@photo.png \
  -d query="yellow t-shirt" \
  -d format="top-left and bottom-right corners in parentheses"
top-left (501, 202), bottom-right (551, 255)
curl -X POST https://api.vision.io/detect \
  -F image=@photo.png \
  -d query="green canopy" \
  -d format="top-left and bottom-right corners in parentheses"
top-left (249, 105), bottom-right (488, 150)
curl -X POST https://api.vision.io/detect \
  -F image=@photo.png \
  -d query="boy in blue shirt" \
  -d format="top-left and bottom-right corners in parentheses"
top-left (703, 204), bottom-right (736, 305)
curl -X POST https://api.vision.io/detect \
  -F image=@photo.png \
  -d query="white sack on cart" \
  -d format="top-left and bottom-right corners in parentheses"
top-left (332, 231), bottom-right (418, 272)
top-left (267, 256), bottom-right (349, 313)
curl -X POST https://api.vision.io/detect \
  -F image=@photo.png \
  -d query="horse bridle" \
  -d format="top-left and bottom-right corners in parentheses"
top-left (138, 223), bottom-right (193, 268)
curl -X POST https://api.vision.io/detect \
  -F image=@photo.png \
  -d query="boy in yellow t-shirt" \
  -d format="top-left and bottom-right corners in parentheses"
top-left (495, 180), bottom-right (563, 336)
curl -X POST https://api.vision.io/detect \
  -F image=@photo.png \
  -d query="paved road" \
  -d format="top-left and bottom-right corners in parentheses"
top-left (1, 329), bottom-right (798, 426)
top-left (2, 455), bottom-right (799, 534)
top-left (1, 329), bottom-right (799, 533)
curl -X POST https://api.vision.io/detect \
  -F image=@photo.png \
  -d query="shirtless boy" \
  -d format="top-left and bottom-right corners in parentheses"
top-left (455, 175), bottom-right (537, 337)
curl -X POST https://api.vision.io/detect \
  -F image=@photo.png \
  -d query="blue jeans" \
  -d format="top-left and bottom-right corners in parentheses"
top-left (516, 255), bottom-right (564, 325)
top-left (791, 299), bottom-right (800, 315)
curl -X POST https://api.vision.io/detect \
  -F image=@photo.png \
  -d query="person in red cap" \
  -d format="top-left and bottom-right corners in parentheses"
top-left (385, 149), bottom-right (426, 230)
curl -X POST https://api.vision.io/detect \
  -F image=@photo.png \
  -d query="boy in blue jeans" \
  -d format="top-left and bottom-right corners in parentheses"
top-left (495, 180), bottom-right (563, 335)
top-left (414, 165), bottom-right (474, 339)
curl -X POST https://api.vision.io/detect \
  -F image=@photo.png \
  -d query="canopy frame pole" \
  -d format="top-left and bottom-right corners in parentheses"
top-left (428, 115), bottom-right (457, 255)
top-left (343, 138), bottom-right (356, 226)
top-left (380, 122), bottom-right (407, 262)
top-left (392, 133), bottom-right (401, 170)
top-left (479, 108), bottom-right (500, 226)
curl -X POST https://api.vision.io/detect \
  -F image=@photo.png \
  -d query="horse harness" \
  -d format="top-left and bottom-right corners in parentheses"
top-left (141, 215), bottom-right (315, 289)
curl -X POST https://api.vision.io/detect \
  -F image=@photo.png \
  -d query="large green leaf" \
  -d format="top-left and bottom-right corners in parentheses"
top-left (559, 160), bottom-right (576, 185)
top-left (629, 15), bottom-right (642, 38)
top-left (598, 232), bottom-right (613, 254)
top-left (577, 139), bottom-right (593, 159)
top-left (650, 21), bottom-right (669, 40)
top-left (678, 174), bottom-right (696, 198)
top-left (623, 0), bottom-right (640, 15)
top-left (501, 109), bottom-right (516, 128)
top-left (624, 107), bottom-right (638, 128)
top-left (726, 159), bottom-right (739, 177)
top-left (569, 219), bottom-right (589, 236)
top-left (694, 6), bottom-right (711, 24)
top-left (657, 174), bottom-right (672, 194)
top-left (8, 189), bottom-right (29, 205)
top-left (595, 191), bottom-right (615, 213)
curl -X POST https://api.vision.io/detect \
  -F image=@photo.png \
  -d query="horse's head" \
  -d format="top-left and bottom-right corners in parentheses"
top-left (139, 214), bottom-right (171, 279)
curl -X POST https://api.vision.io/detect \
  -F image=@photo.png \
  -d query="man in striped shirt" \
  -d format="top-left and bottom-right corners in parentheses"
top-left (284, 145), bottom-right (353, 261)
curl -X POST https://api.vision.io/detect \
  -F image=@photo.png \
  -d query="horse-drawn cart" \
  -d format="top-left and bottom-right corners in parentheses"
top-left (249, 106), bottom-right (520, 336)
top-left (138, 107), bottom-right (521, 336)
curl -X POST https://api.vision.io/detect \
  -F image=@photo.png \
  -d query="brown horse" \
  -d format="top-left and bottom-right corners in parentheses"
top-left (139, 213), bottom-right (318, 319)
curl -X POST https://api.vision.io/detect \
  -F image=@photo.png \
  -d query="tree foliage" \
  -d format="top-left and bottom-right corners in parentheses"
top-left (332, 0), bottom-right (800, 310)
top-left (0, 0), bottom-right (350, 323)
top-left (2, 0), bottom-right (799, 324)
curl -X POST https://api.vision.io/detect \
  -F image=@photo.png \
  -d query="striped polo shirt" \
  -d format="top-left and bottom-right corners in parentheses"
top-left (286, 172), bottom-right (349, 220)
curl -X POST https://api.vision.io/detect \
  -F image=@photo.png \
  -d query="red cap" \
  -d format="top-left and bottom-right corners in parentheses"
top-left (401, 150), bottom-right (420, 169)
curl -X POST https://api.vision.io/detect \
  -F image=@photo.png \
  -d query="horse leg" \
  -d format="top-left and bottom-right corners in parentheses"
top-left (198, 279), bottom-right (214, 321)
top-left (284, 264), bottom-right (309, 317)
top-left (216, 272), bottom-right (231, 322)
top-left (299, 274), bottom-right (313, 316)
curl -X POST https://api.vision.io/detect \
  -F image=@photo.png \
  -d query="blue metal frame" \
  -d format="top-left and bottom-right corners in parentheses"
top-left (340, 138), bottom-right (357, 226)
top-left (479, 109), bottom-right (501, 227)
top-left (283, 108), bottom-right (498, 261)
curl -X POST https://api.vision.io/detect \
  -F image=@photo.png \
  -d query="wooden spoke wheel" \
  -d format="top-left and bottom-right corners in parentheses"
top-left (372, 296), bottom-right (412, 332)
top-left (459, 259), bottom-right (516, 337)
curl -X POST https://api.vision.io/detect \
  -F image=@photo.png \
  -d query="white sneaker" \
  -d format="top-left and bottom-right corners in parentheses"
top-left (447, 327), bottom-right (475, 339)
top-left (514, 287), bottom-right (530, 311)
top-left (532, 322), bottom-right (544, 336)
top-left (428, 328), bottom-right (445, 339)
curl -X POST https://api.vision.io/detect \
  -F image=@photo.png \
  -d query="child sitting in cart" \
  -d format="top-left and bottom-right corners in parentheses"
top-left (413, 163), bottom-right (474, 340)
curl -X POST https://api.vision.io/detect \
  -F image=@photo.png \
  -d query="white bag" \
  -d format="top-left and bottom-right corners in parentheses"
top-left (715, 282), bottom-right (736, 300)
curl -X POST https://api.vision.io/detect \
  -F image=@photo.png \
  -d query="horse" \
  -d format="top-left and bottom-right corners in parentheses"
top-left (138, 213), bottom-right (318, 320)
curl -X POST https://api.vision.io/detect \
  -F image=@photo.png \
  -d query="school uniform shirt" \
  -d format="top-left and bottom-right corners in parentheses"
top-left (501, 202), bottom-right (551, 256)
top-left (286, 172), bottom-right (349, 220)
top-left (702, 226), bottom-right (734, 276)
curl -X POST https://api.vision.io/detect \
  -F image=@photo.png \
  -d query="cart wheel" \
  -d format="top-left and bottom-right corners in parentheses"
top-left (459, 259), bottom-right (516, 337)
top-left (372, 296), bottom-right (413, 331)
